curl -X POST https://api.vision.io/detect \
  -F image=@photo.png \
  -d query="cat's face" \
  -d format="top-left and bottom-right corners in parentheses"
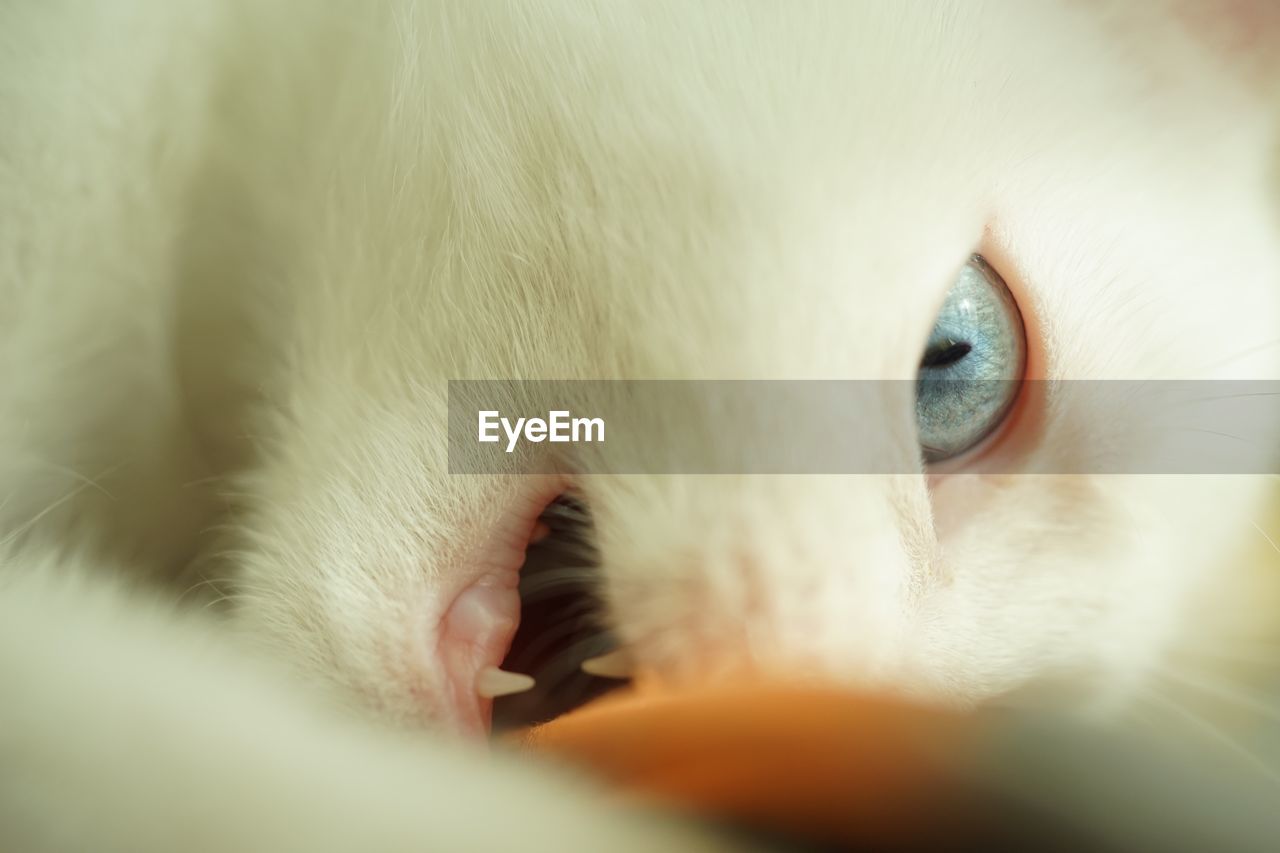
top-left (227, 1), bottom-right (1280, 733)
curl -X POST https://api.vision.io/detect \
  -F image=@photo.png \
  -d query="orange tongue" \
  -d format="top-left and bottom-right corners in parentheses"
top-left (514, 684), bottom-right (977, 846)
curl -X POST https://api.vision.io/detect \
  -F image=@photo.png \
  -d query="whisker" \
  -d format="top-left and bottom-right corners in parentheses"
top-left (518, 565), bottom-right (601, 603)
top-left (1200, 337), bottom-right (1280, 373)
top-left (1157, 666), bottom-right (1280, 726)
top-left (1167, 391), bottom-right (1280, 406)
top-left (5, 459), bottom-right (118, 499)
top-left (1250, 522), bottom-right (1280, 556)
top-left (1177, 645), bottom-right (1280, 669)
top-left (1171, 426), bottom-right (1255, 445)
top-left (506, 605), bottom-right (602, 668)
top-left (1138, 689), bottom-right (1280, 783)
top-left (0, 474), bottom-right (110, 549)
top-left (523, 632), bottom-right (616, 695)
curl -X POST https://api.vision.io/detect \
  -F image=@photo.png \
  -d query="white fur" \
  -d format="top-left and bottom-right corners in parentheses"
top-left (2, 0), bottom-right (1278, 849)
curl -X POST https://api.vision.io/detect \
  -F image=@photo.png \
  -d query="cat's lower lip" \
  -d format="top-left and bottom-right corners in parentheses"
top-left (438, 573), bottom-right (523, 736)
top-left (431, 475), bottom-right (568, 735)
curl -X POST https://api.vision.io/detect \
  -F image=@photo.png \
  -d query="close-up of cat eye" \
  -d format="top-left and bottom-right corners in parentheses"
top-left (4, 2), bottom-right (1280, 853)
top-left (916, 255), bottom-right (1027, 464)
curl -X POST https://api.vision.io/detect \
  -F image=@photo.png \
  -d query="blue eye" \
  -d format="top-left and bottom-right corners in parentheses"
top-left (916, 255), bottom-right (1027, 464)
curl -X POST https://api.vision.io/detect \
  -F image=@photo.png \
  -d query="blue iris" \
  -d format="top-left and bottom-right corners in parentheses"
top-left (916, 255), bottom-right (1026, 463)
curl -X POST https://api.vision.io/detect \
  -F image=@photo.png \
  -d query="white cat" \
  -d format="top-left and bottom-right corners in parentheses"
top-left (1, 1), bottom-right (1278, 850)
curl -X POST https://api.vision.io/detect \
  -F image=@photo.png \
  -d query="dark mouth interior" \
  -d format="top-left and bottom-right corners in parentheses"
top-left (492, 494), bottom-right (627, 732)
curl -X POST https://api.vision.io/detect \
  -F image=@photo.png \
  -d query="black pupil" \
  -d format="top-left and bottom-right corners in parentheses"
top-left (921, 340), bottom-right (972, 369)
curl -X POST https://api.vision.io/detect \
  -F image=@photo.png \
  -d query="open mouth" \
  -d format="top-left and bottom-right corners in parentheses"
top-left (491, 493), bottom-right (630, 732)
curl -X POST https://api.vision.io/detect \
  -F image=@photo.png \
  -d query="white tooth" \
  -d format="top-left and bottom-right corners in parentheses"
top-left (529, 521), bottom-right (552, 544)
top-left (476, 666), bottom-right (536, 698)
top-left (581, 649), bottom-right (634, 680)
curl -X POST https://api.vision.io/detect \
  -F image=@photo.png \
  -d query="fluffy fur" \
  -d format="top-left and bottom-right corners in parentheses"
top-left (2, 1), bottom-right (1278, 849)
